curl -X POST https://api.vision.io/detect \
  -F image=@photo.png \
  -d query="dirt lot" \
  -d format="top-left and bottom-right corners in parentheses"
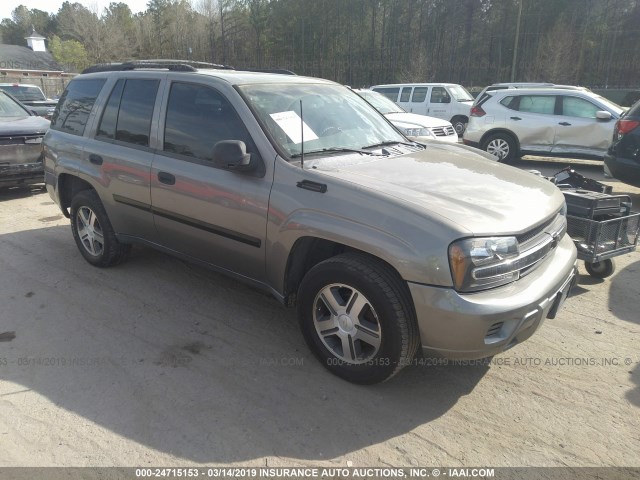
top-left (0, 158), bottom-right (639, 468)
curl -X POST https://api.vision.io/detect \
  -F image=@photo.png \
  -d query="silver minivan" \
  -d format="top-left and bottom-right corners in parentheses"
top-left (463, 88), bottom-right (625, 163)
top-left (371, 83), bottom-right (474, 135)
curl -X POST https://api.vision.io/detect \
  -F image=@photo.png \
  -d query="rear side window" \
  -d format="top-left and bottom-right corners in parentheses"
top-left (411, 87), bottom-right (429, 103)
top-left (96, 79), bottom-right (159, 146)
top-left (517, 95), bottom-right (555, 115)
top-left (373, 87), bottom-right (400, 101)
top-left (51, 79), bottom-right (105, 136)
top-left (430, 86), bottom-right (450, 103)
top-left (96, 80), bottom-right (125, 139)
top-left (561, 96), bottom-right (599, 119)
top-left (500, 96), bottom-right (518, 110)
top-left (399, 87), bottom-right (412, 102)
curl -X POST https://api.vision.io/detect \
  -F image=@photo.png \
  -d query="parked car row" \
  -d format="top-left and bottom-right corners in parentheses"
top-left (364, 80), bottom-right (639, 190)
top-left (370, 82), bottom-right (475, 136)
top-left (353, 89), bottom-right (458, 143)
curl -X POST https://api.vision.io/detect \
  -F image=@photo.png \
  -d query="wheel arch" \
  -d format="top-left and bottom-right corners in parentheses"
top-left (282, 236), bottom-right (408, 307)
top-left (479, 128), bottom-right (521, 153)
top-left (57, 174), bottom-right (95, 217)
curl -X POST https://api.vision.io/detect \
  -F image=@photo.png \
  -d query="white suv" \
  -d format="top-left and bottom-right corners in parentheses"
top-left (463, 88), bottom-right (624, 163)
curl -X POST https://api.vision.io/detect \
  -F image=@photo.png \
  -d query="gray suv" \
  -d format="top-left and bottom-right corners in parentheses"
top-left (44, 62), bottom-right (578, 384)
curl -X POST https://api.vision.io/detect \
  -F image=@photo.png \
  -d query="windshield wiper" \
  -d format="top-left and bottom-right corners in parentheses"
top-left (291, 147), bottom-right (384, 158)
top-left (362, 140), bottom-right (421, 150)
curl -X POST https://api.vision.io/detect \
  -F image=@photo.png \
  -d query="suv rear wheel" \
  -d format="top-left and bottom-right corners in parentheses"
top-left (70, 190), bottom-right (131, 267)
top-left (297, 253), bottom-right (419, 384)
top-left (483, 132), bottom-right (517, 163)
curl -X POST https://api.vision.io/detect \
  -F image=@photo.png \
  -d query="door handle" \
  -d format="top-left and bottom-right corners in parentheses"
top-left (158, 171), bottom-right (176, 185)
top-left (89, 154), bottom-right (103, 165)
top-left (558, 122), bottom-right (571, 126)
top-left (510, 116), bottom-right (522, 121)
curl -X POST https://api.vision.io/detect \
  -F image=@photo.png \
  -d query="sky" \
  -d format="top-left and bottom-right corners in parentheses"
top-left (1, 0), bottom-right (150, 22)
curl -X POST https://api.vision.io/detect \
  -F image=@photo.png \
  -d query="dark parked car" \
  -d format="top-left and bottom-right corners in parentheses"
top-left (604, 99), bottom-right (640, 187)
top-left (0, 90), bottom-right (50, 189)
top-left (0, 83), bottom-right (58, 119)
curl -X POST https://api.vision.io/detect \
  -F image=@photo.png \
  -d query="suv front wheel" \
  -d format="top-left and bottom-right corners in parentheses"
top-left (483, 132), bottom-right (517, 163)
top-left (70, 189), bottom-right (131, 267)
top-left (297, 253), bottom-right (419, 384)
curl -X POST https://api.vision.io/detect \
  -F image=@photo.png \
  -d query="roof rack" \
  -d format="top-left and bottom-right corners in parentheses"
top-left (81, 59), bottom-right (235, 74)
top-left (245, 68), bottom-right (297, 75)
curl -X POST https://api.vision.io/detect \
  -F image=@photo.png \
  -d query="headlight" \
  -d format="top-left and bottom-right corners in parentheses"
top-left (559, 201), bottom-right (567, 217)
top-left (405, 127), bottom-right (433, 137)
top-left (449, 236), bottom-right (520, 292)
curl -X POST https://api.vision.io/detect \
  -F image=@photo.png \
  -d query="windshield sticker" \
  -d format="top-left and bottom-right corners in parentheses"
top-left (269, 111), bottom-right (319, 144)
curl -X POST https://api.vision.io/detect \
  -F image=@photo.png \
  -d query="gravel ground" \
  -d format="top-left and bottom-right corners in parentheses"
top-left (0, 157), bottom-right (639, 468)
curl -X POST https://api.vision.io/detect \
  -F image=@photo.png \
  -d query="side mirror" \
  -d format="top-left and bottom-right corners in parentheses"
top-left (30, 109), bottom-right (39, 116)
top-left (212, 140), bottom-right (254, 172)
top-left (596, 110), bottom-right (612, 121)
top-left (442, 96), bottom-right (451, 104)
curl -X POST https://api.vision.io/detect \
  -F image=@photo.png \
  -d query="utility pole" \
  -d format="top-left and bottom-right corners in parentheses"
top-left (510, 0), bottom-right (523, 82)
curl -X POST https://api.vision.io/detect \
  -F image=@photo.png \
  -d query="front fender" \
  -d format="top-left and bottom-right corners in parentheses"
top-left (265, 159), bottom-right (462, 295)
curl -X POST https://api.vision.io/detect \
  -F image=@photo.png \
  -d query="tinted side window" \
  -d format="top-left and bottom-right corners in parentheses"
top-left (51, 79), bottom-right (106, 136)
top-left (115, 79), bottom-right (159, 146)
top-left (163, 82), bottom-right (255, 163)
top-left (96, 79), bottom-right (125, 139)
top-left (411, 87), bottom-right (429, 103)
top-left (373, 87), bottom-right (400, 101)
top-left (399, 87), bottom-right (412, 102)
top-left (500, 96), bottom-right (517, 110)
top-left (518, 95), bottom-right (555, 115)
top-left (562, 96), bottom-right (599, 119)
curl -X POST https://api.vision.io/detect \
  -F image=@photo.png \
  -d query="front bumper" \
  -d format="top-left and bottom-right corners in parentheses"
top-left (0, 162), bottom-right (44, 187)
top-left (408, 234), bottom-right (578, 359)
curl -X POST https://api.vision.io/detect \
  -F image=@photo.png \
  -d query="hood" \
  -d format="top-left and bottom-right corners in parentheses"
top-left (309, 147), bottom-right (565, 236)
top-left (385, 112), bottom-right (451, 129)
top-left (0, 115), bottom-right (50, 136)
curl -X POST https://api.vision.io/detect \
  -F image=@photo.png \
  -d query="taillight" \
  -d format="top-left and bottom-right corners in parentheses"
top-left (470, 105), bottom-right (486, 117)
top-left (616, 119), bottom-right (640, 135)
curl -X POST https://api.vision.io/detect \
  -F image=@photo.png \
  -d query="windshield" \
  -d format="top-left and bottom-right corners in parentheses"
top-left (239, 83), bottom-right (406, 158)
top-left (0, 92), bottom-right (29, 117)
top-left (448, 85), bottom-right (474, 102)
top-left (357, 90), bottom-right (405, 114)
top-left (0, 85), bottom-right (46, 102)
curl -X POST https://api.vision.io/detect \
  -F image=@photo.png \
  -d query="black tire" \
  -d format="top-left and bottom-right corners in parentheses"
top-left (451, 116), bottom-right (468, 136)
top-left (585, 259), bottom-right (615, 278)
top-left (70, 189), bottom-right (131, 267)
top-left (297, 253), bottom-right (419, 384)
top-left (482, 132), bottom-right (517, 163)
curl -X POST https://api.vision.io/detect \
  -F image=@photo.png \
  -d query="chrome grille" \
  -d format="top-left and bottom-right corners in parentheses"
top-left (430, 125), bottom-right (456, 137)
top-left (0, 134), bottom-right (44, 146)
top-left (517, 213), bottom-right (558, 246)
top-left (473, 214), bottom-right (567, 281)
